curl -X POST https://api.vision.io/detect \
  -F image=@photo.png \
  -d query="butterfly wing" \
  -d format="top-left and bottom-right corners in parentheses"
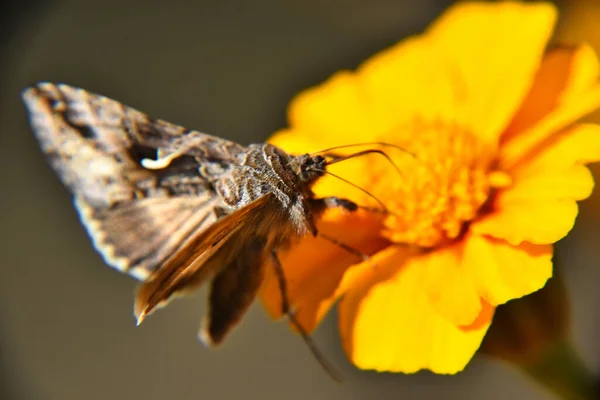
top-left (134, 194), bottom-right (273, 324)
top-left (24, 83), bottom-right (282, 344)
top-left (75, 196), bottom-right (220, 280)
top-left (200, 234), bottom-right (268, 346)
top-left (22, 82), bottom-right (244, 279)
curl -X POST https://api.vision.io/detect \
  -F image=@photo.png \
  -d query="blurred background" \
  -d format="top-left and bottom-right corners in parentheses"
top-left (0, 0), bottom-right (598, 399)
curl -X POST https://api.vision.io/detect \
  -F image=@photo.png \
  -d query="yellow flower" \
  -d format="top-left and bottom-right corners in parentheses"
top-left (260, 2), bottom-right (600, 374)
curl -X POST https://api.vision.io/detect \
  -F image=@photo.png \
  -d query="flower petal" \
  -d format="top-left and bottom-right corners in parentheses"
top-left (464, 234), bottom-right (553, 306)
top-left (474, 198), bottom-right (579, 246)
top-left (501, 44), bottom-right (600, 169)
top-left (269, 128), bottom-right (324, 155)
top-left (286, 72), bottom-right (376, 144)
top-left (514, 123), bottom-right (600, 175)
top-left (357, 37), bottom-right (460, 136)
top-left (474, 124), bottom-right (600, 245)
top-left (284, 3), bottom-right (556, 152)
top-left (426, 2), bottom-right (557, 144)
top-left (503, 45), bottom-right (599, 142)
top-left (338, 246), bottom-right (493, 374)
top-left (420, 243), bottom-right (483, 327)
top-left (258, 210), bottom-right (387, 332)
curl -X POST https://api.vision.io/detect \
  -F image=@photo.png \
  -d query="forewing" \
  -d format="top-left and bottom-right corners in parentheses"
top-left (22, 82), bottom-right (245, 207)
top-left (134, 194), bottom-right (272, 322)
top-left (76, 195), bottom-right (219, 280)
top-left (21, 82), bottom-right (244, 278)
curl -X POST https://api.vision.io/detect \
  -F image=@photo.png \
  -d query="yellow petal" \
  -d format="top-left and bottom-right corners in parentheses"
top-left (357, 37), bottom-right (460, 137)
top-left (509, 165), bottom-right (594, 201)
top-left (513, 123), bottom-right (600, 176)
top-left (420, 243), bottom-right (483, 327)
top-left (501, 44), bottom-right (600, 169)
top-left (426, 1), bottom-right (557, 144)
top-left (282, 2), bottom-right (556, 153)
top-left (286, 72), bottom-right (377, 145)
top-left (474, 124), bottom-right (600, 245)
top-left (269, 128), bottom-right (325, 155)
top-left (338, 246), bottom-right (492, 374)
top-left (258, 210), bottom-right (387, 332)
top-left (464, 234), bottom-right (553, 306)
top-left (473, 196), bottom-right (579, 246)
top-left (503, 46), bottom-right (599, 142)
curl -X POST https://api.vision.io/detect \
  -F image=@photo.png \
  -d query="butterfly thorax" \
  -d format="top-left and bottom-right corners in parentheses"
top-left (215, 143), bottom-right (326, 236)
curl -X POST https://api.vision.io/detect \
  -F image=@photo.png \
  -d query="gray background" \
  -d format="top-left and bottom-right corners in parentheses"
top-left (0, 1), bottom-right (598, 399)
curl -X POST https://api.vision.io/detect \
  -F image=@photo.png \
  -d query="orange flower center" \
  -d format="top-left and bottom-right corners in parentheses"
top-left (369, 120), bottom-right (510, 248)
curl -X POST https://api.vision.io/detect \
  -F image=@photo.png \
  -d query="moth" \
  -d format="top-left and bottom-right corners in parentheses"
top-left (22, 82), bottom-right (394, 379)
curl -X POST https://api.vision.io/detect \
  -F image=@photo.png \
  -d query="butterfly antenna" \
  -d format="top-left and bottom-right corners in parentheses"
top-left (319, 143), bottom-right (441, 186)
top-left (270, 251), bottom-right (344, 383)
top-left (310, 141), bottom-right (417, 160)
top-left (324, 149), bottom-right (404, 181)
top-left (316, 169), bottom-right (389, 213)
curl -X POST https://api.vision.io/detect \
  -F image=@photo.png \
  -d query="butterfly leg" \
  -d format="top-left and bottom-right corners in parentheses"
top-left (317, 231), bottom-right (376, 268)
top-left (311, 197), bottom-right (377, 268)
top-left (270, 250), bottom-right (343, 382)
top-left (313, 196), bottom-right (357, 211)
top-left (313, 196), bottom-right (387, 214)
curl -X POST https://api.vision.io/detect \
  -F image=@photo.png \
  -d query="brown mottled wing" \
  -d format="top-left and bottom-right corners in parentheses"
top-left (200, 235), bottom-right (267, 346)
top-left (22, 82), bottom-right (245, 279)
top-left (75, 196), bottom-right (219, 280)
top-left (134, 194), bottom-right (273, 324)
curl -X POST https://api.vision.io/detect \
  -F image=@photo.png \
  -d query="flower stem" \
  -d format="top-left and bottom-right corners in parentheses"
top-left (521, 341), bottom-right (597, 400)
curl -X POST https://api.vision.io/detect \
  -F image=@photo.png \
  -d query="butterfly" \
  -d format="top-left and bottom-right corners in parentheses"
top-left (21, 82), bottom-right (404, 379)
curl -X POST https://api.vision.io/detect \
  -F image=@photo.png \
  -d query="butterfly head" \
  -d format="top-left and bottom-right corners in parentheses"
top-left (290, 154), bottom-right (327, 184)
